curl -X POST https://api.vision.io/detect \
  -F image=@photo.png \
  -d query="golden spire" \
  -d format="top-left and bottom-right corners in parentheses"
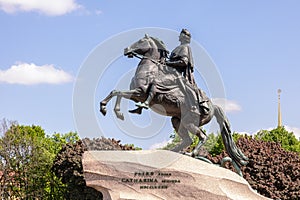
top-left (277, 89), bottom-right (282, 127)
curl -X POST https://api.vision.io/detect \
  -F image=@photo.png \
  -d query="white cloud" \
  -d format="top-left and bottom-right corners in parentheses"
top-left (149, 139), bottom-right (172, 150)
top-left (285, 126), bottom-right (300, 140)
top-left (0, 0), bottom-right (81, 16)
top-left (212, 98), bottom-right (242, 113)
top-left (0, 62), bottom-right (73, 85)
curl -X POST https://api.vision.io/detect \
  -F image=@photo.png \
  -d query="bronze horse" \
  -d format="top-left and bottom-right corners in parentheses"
top-left (100, 34), bottom-right (248, 172)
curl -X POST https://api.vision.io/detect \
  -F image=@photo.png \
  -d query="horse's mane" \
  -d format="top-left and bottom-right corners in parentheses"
top-left (150, 37), bottom-right (169, 58)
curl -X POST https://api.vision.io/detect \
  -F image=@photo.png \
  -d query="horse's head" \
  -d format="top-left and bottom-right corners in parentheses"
top-left (124, 34), bottom-right (155, 58)
top-left (124, 34), bottom-right (168, 60)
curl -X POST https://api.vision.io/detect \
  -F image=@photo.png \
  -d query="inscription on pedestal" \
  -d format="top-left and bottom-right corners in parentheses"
top-left (121, 171), bottom-right (181, 190)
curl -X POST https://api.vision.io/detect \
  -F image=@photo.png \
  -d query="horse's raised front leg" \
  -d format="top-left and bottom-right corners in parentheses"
top-left (100, 90), bottom-right (118, 116)
top-left (100, 88), bottom-right (143, 119)
top-left (114, 95), bottom-right (124, 120)
top-left (113, 88), bottom-right (144, 119)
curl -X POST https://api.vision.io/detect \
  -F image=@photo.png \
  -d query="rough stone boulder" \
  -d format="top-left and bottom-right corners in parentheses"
top-left (83, 150), bottom-right (270, 200)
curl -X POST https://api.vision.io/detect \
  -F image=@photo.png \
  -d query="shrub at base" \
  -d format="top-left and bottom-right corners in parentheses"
top-left (207, 136), bottom-right (300, 200)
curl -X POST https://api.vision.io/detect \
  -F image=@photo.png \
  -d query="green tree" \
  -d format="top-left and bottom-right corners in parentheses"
top-left (203, 133), bottom-right (224, 156)
top-left (45, 132), bottom-right (79, 200)
top-left (0, 121), bottom-right (50, 199)
top-left (162, 130), bottom-right (221, 154)
top-left (162, 129), bottom-right (247, 157)
top-left (232, 132), bottom-right (245, 142)
top-left (162, 131), bottom-right (181, 150)
top-left (204, 132), bottom-right (247, 156)
top-left (124, 144), bottom-right (142, 150)
top-left (49, 132), bottom-right (80, 157)
top-left (255, 126), bottom-right (300, 152)
top-left (0, 119), bottom-right (80, 199)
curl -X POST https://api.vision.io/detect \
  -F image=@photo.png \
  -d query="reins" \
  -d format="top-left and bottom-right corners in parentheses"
top-left (131, 52), bottom-right (162, 65)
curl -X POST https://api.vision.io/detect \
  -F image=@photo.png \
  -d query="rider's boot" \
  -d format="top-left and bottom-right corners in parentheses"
top-left (129, 107), bottom-right (143, 114)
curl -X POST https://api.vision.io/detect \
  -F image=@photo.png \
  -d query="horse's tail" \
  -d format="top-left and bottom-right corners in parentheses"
top-left (213, 104), bottom-right (249, 167)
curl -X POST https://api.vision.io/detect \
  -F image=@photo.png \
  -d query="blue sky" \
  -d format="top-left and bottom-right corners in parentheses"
top-left (0, 1), bottom-right (299, 149)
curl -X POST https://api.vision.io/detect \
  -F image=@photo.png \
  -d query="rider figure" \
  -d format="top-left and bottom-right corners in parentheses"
top-left (168, 29), bottom-right (195, 85)
top-left (134, 29), bottom-right (204, 115)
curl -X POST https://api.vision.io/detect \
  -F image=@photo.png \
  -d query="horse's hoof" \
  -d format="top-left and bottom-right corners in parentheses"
top-left (100, 102), bottom-right (107, 116)
top-left (100, 107), bottom-right (107, 116)
top-left (118, 113), bottom-right (124, 120)
top-left (191, 151), bottom-right (197, 158)
top-left (115, 112), bottom-right (124, 120)
top-left (184, 152), bottom-right (193, 157)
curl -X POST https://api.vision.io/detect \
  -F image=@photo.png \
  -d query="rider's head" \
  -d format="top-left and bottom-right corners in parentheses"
top-left (179, 29), bottom-right (191, 44)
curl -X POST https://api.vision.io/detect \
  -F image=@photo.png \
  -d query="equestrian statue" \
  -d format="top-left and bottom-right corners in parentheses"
top-left (99, 29), bottom-right (248, 175)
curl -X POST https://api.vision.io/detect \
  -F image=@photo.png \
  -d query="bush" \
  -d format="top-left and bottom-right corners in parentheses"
top-left (206, 136), bottom-right (300, 200)
top-left (255, 126), bottom-right (300, 153)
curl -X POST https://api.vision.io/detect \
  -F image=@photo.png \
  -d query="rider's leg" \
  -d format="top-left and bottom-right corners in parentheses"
top-left (135, 82), bottom-right (156, 109)
top-left (185, 85), bottom-right (199, 111)
top-left (176, 78), bottom-right (200, 115)
top-left (196, 89), bottom-right (210, 115)
top-left (144, 83), bottom-right (156, 106)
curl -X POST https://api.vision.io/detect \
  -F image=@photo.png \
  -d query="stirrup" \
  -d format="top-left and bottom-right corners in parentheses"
top-left (135, 102), bottom-right (149, 109)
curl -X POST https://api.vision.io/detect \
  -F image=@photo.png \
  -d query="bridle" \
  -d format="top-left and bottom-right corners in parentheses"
top-left (131, 52), bottom-right (162, 65)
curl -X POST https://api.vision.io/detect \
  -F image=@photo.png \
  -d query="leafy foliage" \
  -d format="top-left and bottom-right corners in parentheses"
top-left (1, 117), bottom-right (298, 199)
top-left (163, 130), bottom-right (236, 156)
top-left (124, 143), bottom-right (142, 150)
top-left (0, 121), bottom-right (48, 199)
top-left (0, 119), bottom-right (79, 199)
top-left (255, 126), bottom-right (300, 152)
top-left (162, 131), bottom-right (181, 150)
top-left (203, 133), bottom-right (224, 156)
top-left (208, 136), bottom-right (300, 200)
top-left (52, 140), bottom-right (103, 199)
top-left (162, 130), bottom-right (226, 156)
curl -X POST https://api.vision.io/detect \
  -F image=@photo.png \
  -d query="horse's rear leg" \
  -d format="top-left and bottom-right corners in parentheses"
top-left (192, 128), bottom-right (207, 156)
top-left (170, 117), bottom-right (192, 152)
top-left (184, 121), bottom-right (207, 157)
